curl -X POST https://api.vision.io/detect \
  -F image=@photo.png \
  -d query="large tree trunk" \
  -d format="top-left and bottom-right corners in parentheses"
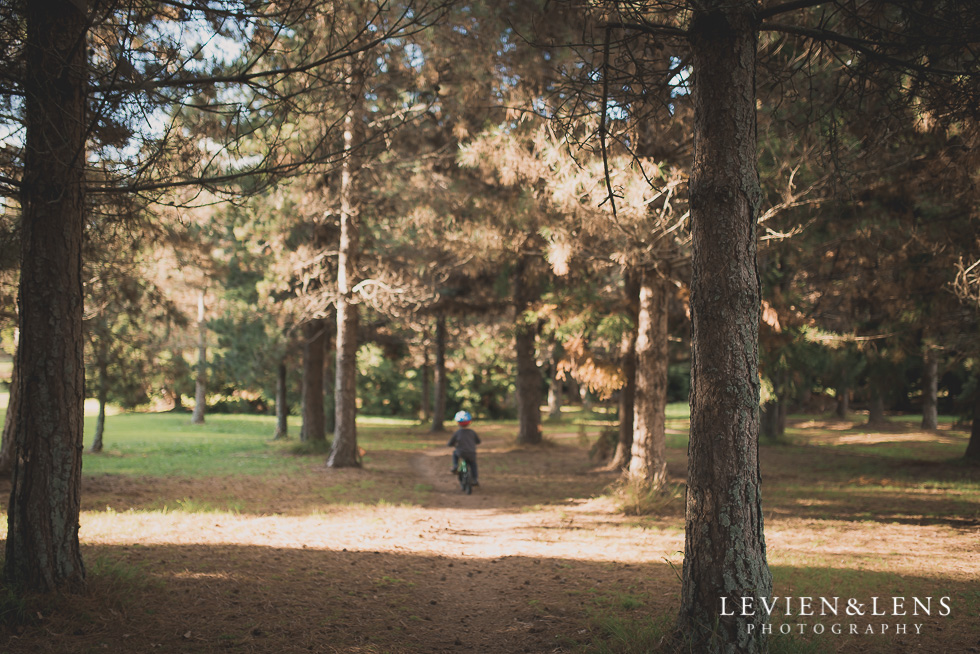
top-left (547, 373), bottom-right (562, 420)
top-left (761, 370), bottom-right (788, 441)
top-left (90, 360), bottom-right (109, 453)
top-left (328, 82), bottom-right (364, 468)
top-left (514, 255), bottom-right (542, 445)
top-left (678, 3), bottom-right (771, 649)
top-left (611, 271), bottom-right (640, 469)
top-left (835, 384), bottom-right (849, 418)
top-left (301, 320), bottom-right (326, 443)
top-left (168, 348), bottom-right (185, 412)
top-left (921, 346), bottom-right (939, 430)
top-left (431, 315), bottom-right (447, 432)
top-left (867, 380), bottom-right (886, 426)
top-left (323, 329), bottom-right (336, 434)
top-left (966, 382), bottom-right (980, 461)
top-left (610, 330), bottom-right (636, 469)
top-left (4, 0), bottom-right (88, 592)
top-left (515, 325), bottom-right (542, 444)
top-left (191, 291), bottom-right (207, 425)
top-left (420, 340), bottom-right (432, 422)
top-left (579, 381), bottom-right (593, 413)
top-left (547, 344), bottom-right (563, 420)
top-left (760, 401), bottom-right (780, 440)
top-left (628, 269), bottom-right (669, 489)
top-left (274, 358), bottom-right (289, 440)
top-left (0, 352), bottom-right (19, 476)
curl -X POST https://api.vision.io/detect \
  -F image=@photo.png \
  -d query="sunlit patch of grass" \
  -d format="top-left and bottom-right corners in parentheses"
top-left (78, 413), bottom-right (453, 478)
top-left (664, 402), bottom-right (690, 420)
top-left (609, 478), bottom-right (684, 517)
top-left (81, 413), bottom-right (303, 477)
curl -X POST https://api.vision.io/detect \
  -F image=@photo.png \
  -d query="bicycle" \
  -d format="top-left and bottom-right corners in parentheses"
top-left (456, 457), bottom-right (474, 495)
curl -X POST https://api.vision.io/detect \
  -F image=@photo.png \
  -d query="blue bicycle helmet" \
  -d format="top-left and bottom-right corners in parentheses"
top-left (454, 410), bottom-right (472, 424)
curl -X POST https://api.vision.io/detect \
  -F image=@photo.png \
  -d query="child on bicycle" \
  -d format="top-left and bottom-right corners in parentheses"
top-left (448, 410), bottom-right (480, 486)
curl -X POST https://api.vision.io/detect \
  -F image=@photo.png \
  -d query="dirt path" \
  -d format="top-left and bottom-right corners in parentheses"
top-left (3, 432), bottom-right (685, 654)
top-left (3, 428), bottom-right (978, 653)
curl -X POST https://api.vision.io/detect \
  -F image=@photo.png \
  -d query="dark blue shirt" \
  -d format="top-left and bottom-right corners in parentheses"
top-left (448, 428), bottom-right (480, 456)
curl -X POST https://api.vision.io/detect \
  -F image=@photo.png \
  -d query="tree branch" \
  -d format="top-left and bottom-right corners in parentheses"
top-left (92, 3), bottom-right (448, 94)
top-left (761, 21), bottom-right (979, 77)
top-left (602, 21), bottom-right (688, 40)
top-left (758, 0), bottom-right (835, 22)
top-left (598, 26), bottom-right (618, 220)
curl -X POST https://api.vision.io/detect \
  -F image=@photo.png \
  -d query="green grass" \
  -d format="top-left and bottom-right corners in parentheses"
top-left (550, 402), bottom-right (691, 450)
top-left (72, 410), bottom-right (446, 478)
top-left (79, 413), bottom-right (306, 477)
top-left (1, 398), bottom-right (978, 652)
top-left (4, 396), bottom-right (977, 509)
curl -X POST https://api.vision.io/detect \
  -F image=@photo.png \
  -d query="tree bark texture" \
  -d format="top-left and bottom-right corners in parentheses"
top-left (275, 358), bottom-right (289, 440)
top-left (301, 320), bottom-right (326, 443)
top-left (921, 346), bottom-right (939, 430)
top-left (191, 291), bottom-right (207, 425)
top-left (679, 2), bottom-right (772, 650)
top-left (431, 315), bottom-right (447, 432)
top-left (329, 84), bottom-right (364, 468)
top-left (628, 269), bottom-right (669, 488)
top-left (4, 0), bottom-right (88, 592)
top-left (514, 255), bottom-right (542, 445)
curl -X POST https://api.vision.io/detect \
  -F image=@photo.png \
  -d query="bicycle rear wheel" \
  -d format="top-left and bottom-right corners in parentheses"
top-left (457, 461), bottom-right (472, 494)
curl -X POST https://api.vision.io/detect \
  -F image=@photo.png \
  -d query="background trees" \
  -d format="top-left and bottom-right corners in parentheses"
top-left (0, 0), bottom-right (446, 592)
top-left (0, 4), bottom-right (977, 652)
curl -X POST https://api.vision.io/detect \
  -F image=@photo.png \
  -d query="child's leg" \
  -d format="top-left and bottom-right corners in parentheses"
top-left (451, 451), bottom-right (459, 472)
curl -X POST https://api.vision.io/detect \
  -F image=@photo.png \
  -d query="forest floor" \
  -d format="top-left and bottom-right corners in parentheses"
top-left (0, 415), bottom-right (978, 654)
